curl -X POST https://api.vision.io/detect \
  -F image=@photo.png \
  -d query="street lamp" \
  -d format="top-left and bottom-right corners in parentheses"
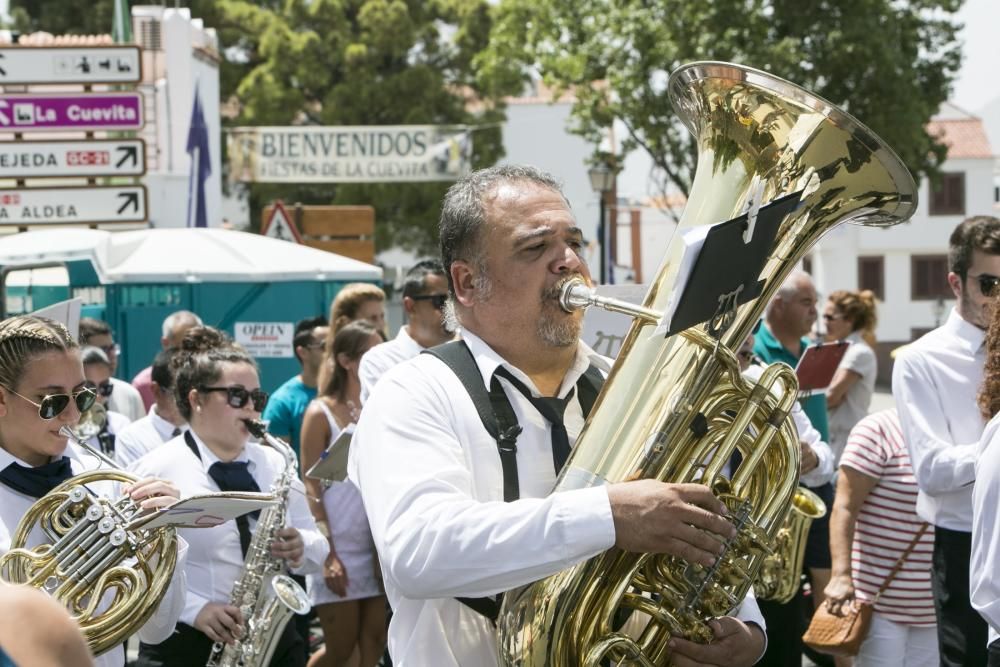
top-left (588, 163), bottom-right (616, 283)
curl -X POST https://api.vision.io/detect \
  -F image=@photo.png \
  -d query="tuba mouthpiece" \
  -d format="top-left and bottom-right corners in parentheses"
top-left (558, 279), bottom-right (594, 313)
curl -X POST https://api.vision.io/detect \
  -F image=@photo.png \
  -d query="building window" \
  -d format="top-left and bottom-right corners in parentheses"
top-left (858, 256), bottom-right (885, 300)
top-left (911, 255), bottom-right (951, 300)
top-left (929, 172), bottom-right (965, 216)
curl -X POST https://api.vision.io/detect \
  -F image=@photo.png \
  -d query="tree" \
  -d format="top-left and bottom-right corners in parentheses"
top-left (197, 0), bottom-right (515, 253)
top-left (9, 0), bottom-right (519, 254)
top-left (480, 0), bottom-right (963, 215)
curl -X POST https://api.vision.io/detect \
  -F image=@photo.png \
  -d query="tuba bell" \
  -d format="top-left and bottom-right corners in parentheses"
top-left (497, 61), bottom-right (916, 666)
top-left (0, 425), bottom-right (178, 656)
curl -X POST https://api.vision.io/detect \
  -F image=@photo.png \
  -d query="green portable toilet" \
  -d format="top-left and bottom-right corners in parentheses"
top-left (0, 228), bottom-right (383, 393)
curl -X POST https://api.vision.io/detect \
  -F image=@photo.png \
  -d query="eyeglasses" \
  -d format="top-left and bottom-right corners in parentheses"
top-left (85, 379), bottom-right (114, 397)
top-left (4, 386), bottom-right (97, 420)
top-left (410, 293), bottom-right (449, 310)
top-left (99, 343), bottom-right (121, 357)
top-left (199, 386), bottom-right (269, 412)
top-left (969, 273), bottom-right (1000, 297)
top-left (822, 313), bottom-right (842, 322)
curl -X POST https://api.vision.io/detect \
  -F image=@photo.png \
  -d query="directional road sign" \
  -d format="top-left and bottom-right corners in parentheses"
top-left (0, 93), bottom-right (143, 132)
top-left (0, 46), bottom-right (142, 85)
top-left (0, 185), bottom-right (147, 225)
top-left (0, 139), bottom-right (146, 178)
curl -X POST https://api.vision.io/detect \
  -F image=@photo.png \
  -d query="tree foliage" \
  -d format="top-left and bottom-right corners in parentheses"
top-left (480, 0), bottom-right (964, 210)
top-left (10, 0), bottom-right (518, 254)
top-left (198, 0), bottom-right (514, 253)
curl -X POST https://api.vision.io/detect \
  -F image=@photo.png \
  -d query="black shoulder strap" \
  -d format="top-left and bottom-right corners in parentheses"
top-left (423, 341), bottom-right (522, 502)
top-left (577, 363), bottom-right (606, 417)
top-left (424, 340), bottom-right (521, 625)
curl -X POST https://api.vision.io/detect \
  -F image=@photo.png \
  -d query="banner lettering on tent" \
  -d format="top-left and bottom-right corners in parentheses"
top-left (227, 125), bottom-right (472, 183)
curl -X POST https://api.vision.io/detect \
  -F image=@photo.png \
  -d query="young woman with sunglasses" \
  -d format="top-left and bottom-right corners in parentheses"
top-left (130, 327), bottom-right (327, 667)
top-left (0, 315), bottom-right (187, 667)
top-left (821, 289), bottom-right (878, 464)
top-left (79, 346), bottom-right (133, 463)
top-left (300, 321), bottom-right (386, 667)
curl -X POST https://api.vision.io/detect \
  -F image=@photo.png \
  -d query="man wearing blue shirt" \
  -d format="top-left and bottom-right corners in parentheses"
top-left (753, 269), bottom-right (833, 667)
top-left (263, 315), bottom-right (328, 461)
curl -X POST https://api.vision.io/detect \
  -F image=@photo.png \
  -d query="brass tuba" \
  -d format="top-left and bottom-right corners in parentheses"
top-left (497, 61), bottom-right (916, 666)
top-left (0, 426), bottom-right (178, 656)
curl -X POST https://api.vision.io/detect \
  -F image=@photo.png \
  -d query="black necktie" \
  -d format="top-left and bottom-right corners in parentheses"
top-left (207, 460), bottom-right (261, 557)
top-left (495, 367), bottom-right (575, 474)
top-left (0, 456), bottom-right (74, 498)
top-left (183, 430), bottom-right (261, 558)
top-left (171, 427), bottom-right (182, 438)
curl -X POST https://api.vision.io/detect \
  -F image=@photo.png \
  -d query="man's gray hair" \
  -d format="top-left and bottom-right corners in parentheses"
top-left (767, 269), bottom-right (814, 315)
top-left (439, 164), bottom-right (568, 296)
top-left (162, 310), bottom-right (203, 339)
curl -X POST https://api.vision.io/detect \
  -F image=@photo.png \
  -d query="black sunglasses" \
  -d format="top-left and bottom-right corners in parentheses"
top-left (411, 293), bottom-right (448, 310)
top-left (969, 273), bottom-right (1000, 297)
top-left (199, 385), bottom-right (269, 412)
top-left (6, 386), bottom-right (97, 420)
top-left (85, 379), bottom-right (114, 397)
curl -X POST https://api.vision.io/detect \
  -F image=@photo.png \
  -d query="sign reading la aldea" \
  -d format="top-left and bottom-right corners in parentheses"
top-left (227, 125), bottom-right (472, 183)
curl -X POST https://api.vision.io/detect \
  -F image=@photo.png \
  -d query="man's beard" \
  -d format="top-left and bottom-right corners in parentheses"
top-left (538, 275), bottom-right (584, 348)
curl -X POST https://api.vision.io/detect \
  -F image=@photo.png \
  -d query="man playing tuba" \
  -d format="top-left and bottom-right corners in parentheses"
top-left (350, 165), bottom-right (767, 667)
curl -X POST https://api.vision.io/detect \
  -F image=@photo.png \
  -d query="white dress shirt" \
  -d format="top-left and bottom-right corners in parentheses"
top-left (116, 405), bottom-right (184, 467)
top-left (359, 325), bottom-right (426, 403)
top-left (351, 329), bottom-right (765, 666)
top-left (0, 440), bottom-right (188, 667)
top-left (971, 413), bottom-right (1000, 645)
top-left (107, 377), bottom-right (146, 422)
top-left (892, 308), bottom-right (985, 530)
top-left (744, 363), bottom-right (834, 487)
top-left (129, 430), bottom-right (328, 627)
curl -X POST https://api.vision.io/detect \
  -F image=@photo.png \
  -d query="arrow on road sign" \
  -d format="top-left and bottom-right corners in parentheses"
top-left (115, 144), bottom-right (138, 168)
top-left (117, 191), bottom-right (140, 214)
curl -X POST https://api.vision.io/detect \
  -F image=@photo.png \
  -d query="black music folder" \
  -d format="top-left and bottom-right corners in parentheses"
top-left (665, 190), bottom-right (803, 336)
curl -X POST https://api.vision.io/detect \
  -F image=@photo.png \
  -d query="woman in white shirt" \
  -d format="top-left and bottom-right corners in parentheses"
top-left (131, 327), bottom-right (327, 667)
top-left (823, 289), bottom-right (879, 463)
top-left (0, 315), bottom-right (184, 667)
top-left (79, 346), bottom-right (132, 463)
top-left (300, 321), bottom-right (386, 667)
top-left (972, 297), bottom-right (1000, 665)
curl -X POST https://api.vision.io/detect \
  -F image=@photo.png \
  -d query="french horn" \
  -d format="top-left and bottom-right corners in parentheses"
top-left (0, 426), bottom-right (178, 656)
top-left (497, 61), bottom-right (916, 666)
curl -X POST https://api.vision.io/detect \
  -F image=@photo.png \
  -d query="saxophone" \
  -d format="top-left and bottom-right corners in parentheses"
top-left (497, 61), bottom-right (917, 666)
top-left (206, 419), bottom-right (311, 667)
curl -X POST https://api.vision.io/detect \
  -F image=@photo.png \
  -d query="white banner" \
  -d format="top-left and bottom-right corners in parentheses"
top-left (227, 125), bottom-right (472, 183)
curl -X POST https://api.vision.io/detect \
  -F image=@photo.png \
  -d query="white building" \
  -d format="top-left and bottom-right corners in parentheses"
top-left (132, 5), bottom-right (222, 228)
top-left (811, 104), bottom-right (997, 381)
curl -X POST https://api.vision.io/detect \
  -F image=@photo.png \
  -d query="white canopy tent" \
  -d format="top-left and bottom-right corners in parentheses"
top-left (0, 228), bottom-right (383, 283)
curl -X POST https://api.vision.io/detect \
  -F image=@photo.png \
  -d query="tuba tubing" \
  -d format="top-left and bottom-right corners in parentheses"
top-left (496, 61), bottom-right (917, 667)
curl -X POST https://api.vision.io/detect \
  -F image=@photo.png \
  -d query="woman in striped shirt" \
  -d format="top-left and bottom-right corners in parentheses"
top-left (824, 408), bottom-right (937, 666)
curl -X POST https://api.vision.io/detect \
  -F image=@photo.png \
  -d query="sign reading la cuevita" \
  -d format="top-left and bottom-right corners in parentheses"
top-left (0, 46), bottom-right (142, 85)
top-left (226, 125), bottom-right (472, 183)
top-left (0, 185), bottom-right (147, 225)
top-left (0, 139), bottom-right (146, 178)
top-left (0, 93), bottom-right (143, 132)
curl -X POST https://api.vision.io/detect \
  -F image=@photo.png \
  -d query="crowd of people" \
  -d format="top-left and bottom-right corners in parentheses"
top-left (1, 165), bottom-right (1000, 667)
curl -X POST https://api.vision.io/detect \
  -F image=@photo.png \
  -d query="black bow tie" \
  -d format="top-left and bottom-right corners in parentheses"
top-left (0, 456), bottom-right (74, 498)
top-left (208, 460), bottom-right (261, 558)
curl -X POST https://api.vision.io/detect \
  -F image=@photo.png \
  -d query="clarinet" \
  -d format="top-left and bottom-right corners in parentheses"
top-left (205, 419), bottom-right (311, 667)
